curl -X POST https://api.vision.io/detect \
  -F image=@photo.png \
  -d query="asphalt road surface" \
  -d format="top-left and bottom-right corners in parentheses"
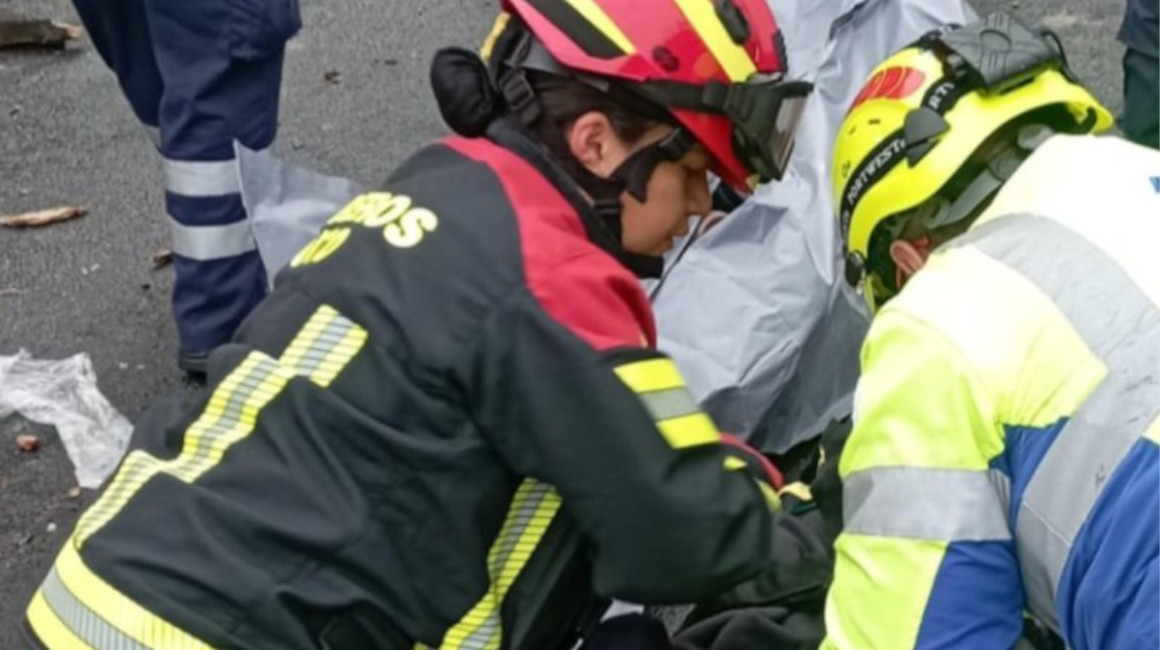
top-left (0, 0), bottom-right (1128, 641)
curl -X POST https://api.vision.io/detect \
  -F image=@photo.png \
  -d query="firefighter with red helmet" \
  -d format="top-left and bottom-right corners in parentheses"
top-left (22, 1), bottom-right (824, 649)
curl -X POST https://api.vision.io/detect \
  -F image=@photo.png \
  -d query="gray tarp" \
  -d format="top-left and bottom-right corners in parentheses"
top-left (237, 144), bottom-right (363, 286)
top-left (238, 0), bottom-right (976, 452)
top-left (651, 0), bottom-right (975, 452)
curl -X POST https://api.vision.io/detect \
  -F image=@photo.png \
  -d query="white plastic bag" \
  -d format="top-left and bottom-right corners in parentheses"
top-left (0, 349), bottom-right (132, 488)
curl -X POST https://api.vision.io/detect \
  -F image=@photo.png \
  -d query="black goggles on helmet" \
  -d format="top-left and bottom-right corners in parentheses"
top-left (497, 28), bottom-right (812, 183)
top-left (634, 74), bottom-right (814, 182)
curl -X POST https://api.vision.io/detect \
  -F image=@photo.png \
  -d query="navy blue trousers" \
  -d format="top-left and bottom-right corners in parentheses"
top-left (1119, 0), bottom-right (1159, 149)
top-left (72, 0), bottom-right (300, 354)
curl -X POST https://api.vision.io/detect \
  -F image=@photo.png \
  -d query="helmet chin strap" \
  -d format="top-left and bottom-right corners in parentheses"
top-left (572, 130), bottom-right (694, 279)
top-left (432, 29), bottom-right (682, 279)
top-left (496, 71), bottom-right (693, 278)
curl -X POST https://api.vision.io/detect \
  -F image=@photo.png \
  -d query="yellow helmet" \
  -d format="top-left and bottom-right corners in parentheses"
top-left (832, 12), bottom-right (1113, 310)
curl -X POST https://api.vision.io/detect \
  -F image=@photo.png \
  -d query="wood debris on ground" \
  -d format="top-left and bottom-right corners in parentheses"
top-left (0, 20), bottom-right (84, 50)
top-left (0, 206), bottom-right (86, 228)
top-left (152, 247), bottom-right (173, 269)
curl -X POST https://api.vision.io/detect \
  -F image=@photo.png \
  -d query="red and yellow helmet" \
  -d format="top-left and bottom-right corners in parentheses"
top-left (489, 0), bottom-right (811, 191)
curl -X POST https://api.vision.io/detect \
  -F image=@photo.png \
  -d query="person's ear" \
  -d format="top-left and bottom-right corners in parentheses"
top-left (568, 111), bottom-right (624, 177)
top-left (889, 239), bottom-right (928, 280)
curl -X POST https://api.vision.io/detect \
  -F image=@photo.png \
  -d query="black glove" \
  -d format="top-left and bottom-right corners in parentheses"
top-left (683, 513), bottom-right (832, 626)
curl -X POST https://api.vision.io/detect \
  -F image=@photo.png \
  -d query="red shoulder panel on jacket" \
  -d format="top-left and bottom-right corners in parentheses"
top-left (443, 137), bottom-right (656, 351)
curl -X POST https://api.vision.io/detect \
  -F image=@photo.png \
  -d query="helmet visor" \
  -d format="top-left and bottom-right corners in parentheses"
top-left (731, 79), bottom-right (812, 181)
top-left (633, 76), bottom-right (814, 184)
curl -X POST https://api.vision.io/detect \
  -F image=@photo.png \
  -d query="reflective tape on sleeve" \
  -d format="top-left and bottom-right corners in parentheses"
top-left (655, 412), bottom-right (720, 449)
top-left (951, 214), bottom-right (1160, 629)
top-left (163, 159), bottom-right (240, 197)
top-left (843, 466), bottom-right (1012, 542)
top-left (612, 356), bottom-right (722, 449)
top-left (612, 357), bottom-right (685, 393)
top-left (634, 386), bottom-right (701, 422)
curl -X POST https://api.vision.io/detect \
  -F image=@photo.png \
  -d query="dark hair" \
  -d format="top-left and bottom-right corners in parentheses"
top-left (525, 70), bottom-right (658, 161)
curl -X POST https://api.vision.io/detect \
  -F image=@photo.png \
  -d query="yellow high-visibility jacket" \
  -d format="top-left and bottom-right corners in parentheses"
top-left (823, 135), bottom-right (1160, 650)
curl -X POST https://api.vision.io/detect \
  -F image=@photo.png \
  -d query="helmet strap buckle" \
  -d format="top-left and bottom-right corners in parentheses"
top-left (499, 70), bottom-right (543, 127)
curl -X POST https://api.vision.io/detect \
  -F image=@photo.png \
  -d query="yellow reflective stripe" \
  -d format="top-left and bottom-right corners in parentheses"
top-left (75, 354), bottom-right (291, 544)
top-left (1144, 415), bottom-right (1160, 445)
top-left (456, 483), bottom-right (538, 648)
top-left (614, 357), bottom-right (721, 448)
top-left (613, 357), bottom-right (684, 392)
top-left (757, 480), bottom-right (782, 511)
top-left (27, 591), bottom-right (97, 650)
top-left (822, 535), bottom-right (947, 650)
top-left (441, 479), bottom-right (562, 650)
top-left (724, 456), bottom-right (747, 471)
top-left (778, 481), bottom-right (813, 502)
top-left (75, 305), bottom-right (367, 545)
top-left (723, 457), bottom-right (781, 510)
top-left (562, 0), bottom-right (635, 54)
top-left (480, 11), bottom-right (511, 60)
top-left (670, 0), bottom-right (755, 81)
top-left (656, 412), bottom-right (719, 448)
top-left (279, 307), bottom-right (337, 372)
top-left (280, 305), bottom-right (369, 387)
top-left (177, 357), bottom-right (293, 477)
top-left (72, 451), bottom-right (163, 544)
top-left (311, 323), bottom-right (368, 386)
top-left (38, 542), bottom-right (216, 649)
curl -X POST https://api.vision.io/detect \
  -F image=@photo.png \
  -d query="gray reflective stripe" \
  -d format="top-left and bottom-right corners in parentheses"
top-left (41, 566), bottom-right (152, 650)
top-left (169, 218), bottom-right (256, 260)
top-left (462, 480), bottom-right (555, 650)
top-left (637, 387), bottom-right (701, 422)
top-left (844, 466), bottom-right (1012, 541)
top-left (956, 214), bottom-right (1160, 629)
top-left (295, 318), bottom-right (356, 378)
top-left (163, 158), bottom-right (240, 197)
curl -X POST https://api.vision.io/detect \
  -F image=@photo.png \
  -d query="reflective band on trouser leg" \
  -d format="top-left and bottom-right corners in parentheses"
top-left (27, 543), bottom-right (215, 650)
top-left (168, 218), bottom-right (257, 260)
top-left (440, 478), bottom-right (562, 650)
top-left (163, 158), bottom-right (241, 198)
top-left (163, 157), bottom-right (254, 262)
top-left (613, 357), bottom-right (720, 449)
top-left (954, 214), bottom-right (1160, 630)
top-left (165, 190), bottom-right (263, 351)
top-left (843, 467), bottom-right (1012, 541)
